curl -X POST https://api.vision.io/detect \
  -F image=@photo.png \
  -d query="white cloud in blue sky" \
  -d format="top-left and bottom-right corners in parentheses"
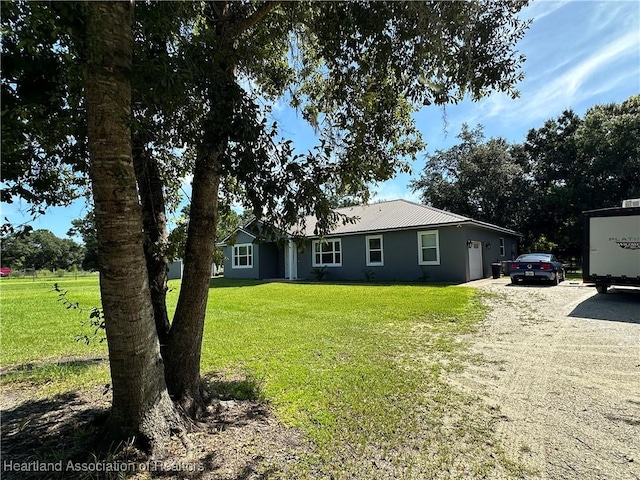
top-left (386, 0), bottom-right (640, 203)
top-left (414, 1), bottom-right (639, 147)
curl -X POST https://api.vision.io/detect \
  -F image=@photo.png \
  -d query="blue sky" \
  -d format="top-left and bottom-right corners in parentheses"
top-left (3, 0), bottom-right (639, 240)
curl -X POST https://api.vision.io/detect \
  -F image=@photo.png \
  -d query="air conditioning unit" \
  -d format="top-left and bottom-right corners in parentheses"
top-left (622, 198), bottom-right (640, 208)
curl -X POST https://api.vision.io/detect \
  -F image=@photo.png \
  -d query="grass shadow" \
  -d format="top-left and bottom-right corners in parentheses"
top-left (208, 278), bottom-right (266, 289)
top-left (0, 391), bottom-right (113, 479)
top-left (0, 357), bottom-right (108, 386)
top-left (208, 277), bottom-right (456, 289)
top-left (202, 371), bottom-right (265, 402)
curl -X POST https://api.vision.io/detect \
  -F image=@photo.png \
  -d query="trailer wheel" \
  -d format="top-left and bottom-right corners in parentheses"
top-left (596, 285), bottom-right (608, 294)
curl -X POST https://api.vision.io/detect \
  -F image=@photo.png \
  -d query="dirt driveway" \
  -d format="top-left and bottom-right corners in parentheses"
top-left (456, 280), bottom-right (640, 479)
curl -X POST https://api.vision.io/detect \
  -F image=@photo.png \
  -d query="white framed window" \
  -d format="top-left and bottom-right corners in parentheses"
top-left (232, 243), bottom-right (253, 269)
top-left (499, 237), bottom-right (505, 257)
top-left (417, 230), bottom-right (440, 265)
top-left (312, 238), bottom-right (342, 267)
top-left (366, 235), bottom-right (384, 266)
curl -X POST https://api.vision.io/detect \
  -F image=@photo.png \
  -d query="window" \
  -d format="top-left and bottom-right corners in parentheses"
top-left (417, 230), bottom-right (440, 265)
top-left (232, 243), bottom-right (253, 269)
top-left (366, 235), bottom-right (384, 266)
top-left (312, 239), bottom-right (342, 267)
top-left (499, 237), bottom-right (505, 257)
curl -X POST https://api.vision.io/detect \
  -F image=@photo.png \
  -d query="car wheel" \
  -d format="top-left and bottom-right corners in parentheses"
top-left (510, 277), bottom-right (517, 285)
top-left (552, 273), bottom-right (559, 286)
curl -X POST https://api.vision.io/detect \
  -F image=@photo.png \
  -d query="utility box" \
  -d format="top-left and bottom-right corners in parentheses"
top-left (582, 202), bottom-right (640, 294)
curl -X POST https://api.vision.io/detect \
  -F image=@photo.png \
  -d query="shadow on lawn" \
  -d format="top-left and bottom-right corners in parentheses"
top-left (1, 373), bottom-right (283, 479)
top-left (208, 277), bottom-right (454, 289)
top-left (1, 391), bottom-right (111, 479)
top-left (0, 356), bottom-right (106, 379)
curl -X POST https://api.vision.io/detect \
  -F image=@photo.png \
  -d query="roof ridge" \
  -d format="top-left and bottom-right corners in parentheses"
top-left (421, 204), bottom-right (470, 221)
top-left (396, 199), bottom-right (471, 221)
top-left (333, 198), bottom-right (399, 213)
top-left (333, 199), bottom-right (470, 220)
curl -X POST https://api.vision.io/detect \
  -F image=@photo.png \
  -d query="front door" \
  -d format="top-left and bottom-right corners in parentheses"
top-left (468, 240), bottom-right (483, 280)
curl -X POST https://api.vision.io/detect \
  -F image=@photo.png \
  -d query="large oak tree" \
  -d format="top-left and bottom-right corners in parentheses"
top-left (411, 95), bottom-right (640, 257)
top-left (2, 0), bottom-right (531, 450)
top-left (84, 1), bottom-right (182, 449)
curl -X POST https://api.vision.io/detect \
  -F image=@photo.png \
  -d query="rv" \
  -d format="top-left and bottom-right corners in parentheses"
top-left (582, 200), bottom-right (640, 293)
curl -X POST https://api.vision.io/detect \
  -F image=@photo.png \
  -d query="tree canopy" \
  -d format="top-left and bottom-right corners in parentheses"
top-left (1, 229), bottom-right (85, 271)
top-left (410, 124), bottom-right (532, 231)
top-left (411, 94), bottom-right (640, 258)
top-left (1, 0), bottom-right (532, 452)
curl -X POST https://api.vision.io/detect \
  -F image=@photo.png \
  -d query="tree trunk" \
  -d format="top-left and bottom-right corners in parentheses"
top-left (85, 1), bottom-right (181, 452)
top-left (132, 135), bottom-right (171, 346)
top-left (164, 151), bottom-right (220, 416)
top-left (163, 14), bottom-right (235, 413)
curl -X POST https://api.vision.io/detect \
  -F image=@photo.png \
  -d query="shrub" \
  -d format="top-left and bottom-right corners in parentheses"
top-left (311, 266), bottom-right (327, 281)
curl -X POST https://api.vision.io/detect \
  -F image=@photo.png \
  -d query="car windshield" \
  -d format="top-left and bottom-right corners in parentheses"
top-left (516, 254), bottom-right (552, 262)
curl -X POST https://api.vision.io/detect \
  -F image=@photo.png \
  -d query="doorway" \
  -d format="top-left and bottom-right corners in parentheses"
top-left (468, 240), bottom-right (483, 280)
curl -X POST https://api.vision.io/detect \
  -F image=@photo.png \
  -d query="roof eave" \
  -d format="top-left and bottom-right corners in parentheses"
top-left (303, 219), bottom-right (520, 239)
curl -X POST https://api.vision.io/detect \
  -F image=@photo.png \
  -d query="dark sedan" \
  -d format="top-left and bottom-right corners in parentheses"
top-left (510, 253), bottom-right (565, 285)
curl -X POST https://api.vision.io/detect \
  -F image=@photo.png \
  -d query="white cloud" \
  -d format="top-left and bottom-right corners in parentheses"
top-left (474, 28), bottom-right (639, 126)
top-left (559, 32), bottom-right (637, 96)
top-left (520, 0), bottom-right (572, 24)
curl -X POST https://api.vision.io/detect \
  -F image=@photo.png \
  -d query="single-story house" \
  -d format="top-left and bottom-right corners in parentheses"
top-left (167, 260), bottom-right (221, 280)
top-left (220, 199), bottom-right (519, 283)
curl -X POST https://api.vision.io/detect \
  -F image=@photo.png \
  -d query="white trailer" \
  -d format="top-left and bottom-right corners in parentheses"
top-left (583, 202), bottom-right (640, 294)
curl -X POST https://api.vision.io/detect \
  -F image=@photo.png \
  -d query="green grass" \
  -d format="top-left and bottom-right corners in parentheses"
top-left (565, 270), bottom-right (583, 281)
top-left (0, 277), bottom-right (110, 394)
top-left (0, 277), bottom-right (107, 363)
top-left (1, 276), bottom-right (523, 477)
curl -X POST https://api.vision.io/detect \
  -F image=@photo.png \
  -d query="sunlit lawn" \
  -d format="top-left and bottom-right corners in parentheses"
top-left (0, 276), bottom-right (521, 476)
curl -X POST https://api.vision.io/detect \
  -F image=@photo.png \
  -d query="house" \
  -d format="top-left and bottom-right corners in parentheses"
top-left (220, 199), bottom-right (519, 283)
top-left (167, 259), bottom-right (221, 280)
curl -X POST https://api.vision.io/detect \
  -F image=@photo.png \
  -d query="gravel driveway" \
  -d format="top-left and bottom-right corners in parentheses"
top-left (456, 280), bottom-right (640, 479)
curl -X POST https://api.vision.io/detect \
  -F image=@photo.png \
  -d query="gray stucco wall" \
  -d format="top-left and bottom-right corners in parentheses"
top-left (223, 231), bottom-right (287, 280)
top-left (167, 260), bottom-right (183, 280)
top-left (222, 224), bottom-right (519, 283)
top-left (296, 226), bottom-right (518, 283)
top-left (223, 231), bottom-right (260, 279)
top-left (258, 242), bottom-right (284, 279)
top-left (463, 225), bottom-right (518, 279)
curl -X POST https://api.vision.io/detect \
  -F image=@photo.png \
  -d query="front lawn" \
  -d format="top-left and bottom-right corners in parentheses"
top-left (1, 277), bottom-right (522, 477)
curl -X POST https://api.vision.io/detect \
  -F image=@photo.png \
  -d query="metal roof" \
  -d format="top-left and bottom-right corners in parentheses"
top-left (300, 199), bottom-right (518, 237)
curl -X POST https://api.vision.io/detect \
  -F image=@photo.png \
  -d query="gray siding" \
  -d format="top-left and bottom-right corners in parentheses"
top-left (223, 232), bottom-right (287, 280)
top-left (167, 260), bottom-right (183, 280)
top-left (463, 225), bottom-right (518, 279)
top-left (223, 231), bottom-right (259, 279)
top-left (297, 226), bottom-right (518, 283)
top-left (258, 242), bottom-right (284, 279)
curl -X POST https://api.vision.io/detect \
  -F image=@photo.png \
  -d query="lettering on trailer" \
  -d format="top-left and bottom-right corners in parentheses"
top-left (609, 236), bottom-right (640, 250)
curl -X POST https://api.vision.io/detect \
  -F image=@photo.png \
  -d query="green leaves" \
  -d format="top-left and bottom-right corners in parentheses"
top-left (4, 0), bottom-right (531, 238)
top-left (412, 94), bottom-right (640, 257)
top-left (1, 1), bottom-right (88, 214)
top-left (1, 229), bottom-right (85, 271)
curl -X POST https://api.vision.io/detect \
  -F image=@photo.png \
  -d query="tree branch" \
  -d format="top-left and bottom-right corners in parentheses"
top-left (229, 1), bottom-right (280, 38)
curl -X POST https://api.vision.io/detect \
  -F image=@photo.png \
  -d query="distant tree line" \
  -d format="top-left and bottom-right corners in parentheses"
top-left (411, 94), bottom-right (640, 260)
top-left (1, 229), bottom-right (85, 271)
